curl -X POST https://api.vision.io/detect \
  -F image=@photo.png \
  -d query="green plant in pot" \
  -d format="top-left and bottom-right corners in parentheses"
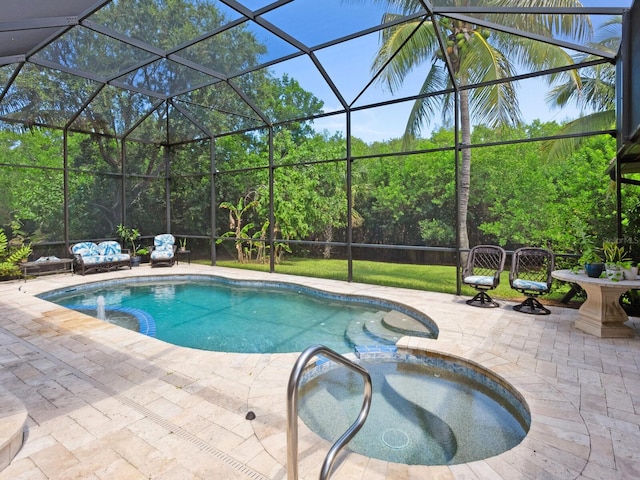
top-left (580, 248), bottom-right (604, 278)
top-left (116, 224), bottom-right (142, 266)
top-left (136, 246), bottom-right (151, 263)
top-left (602, 241), bottom-right (631, 282)
top-left (575, 229), bottom-right (604, 278)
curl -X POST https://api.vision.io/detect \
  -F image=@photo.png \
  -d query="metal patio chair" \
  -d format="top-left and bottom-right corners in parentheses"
top-left (462, 245), bottom-right (507, 308)
top-left (509, 247), bottom-right (555, 315)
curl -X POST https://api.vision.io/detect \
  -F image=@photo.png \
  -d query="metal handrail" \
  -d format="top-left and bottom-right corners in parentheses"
top-left (287, 344), bottom-right (372, 480)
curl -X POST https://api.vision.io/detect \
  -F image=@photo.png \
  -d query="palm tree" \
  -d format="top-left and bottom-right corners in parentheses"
top-left (544, 16), bottom-right (620, 159)
top-left (368, 1), bottom-right (591, 251)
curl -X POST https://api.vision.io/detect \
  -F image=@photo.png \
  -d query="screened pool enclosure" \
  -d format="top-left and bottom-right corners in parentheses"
top-left (0, 1), bottom-right (635, 285)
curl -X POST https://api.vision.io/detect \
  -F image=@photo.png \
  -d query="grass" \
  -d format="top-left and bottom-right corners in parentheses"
top-left (210, 257), bottom-right (577, 304)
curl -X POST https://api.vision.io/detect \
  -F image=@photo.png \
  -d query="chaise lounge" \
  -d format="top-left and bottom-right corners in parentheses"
top-left (70, 241), bottom-right (132, 275)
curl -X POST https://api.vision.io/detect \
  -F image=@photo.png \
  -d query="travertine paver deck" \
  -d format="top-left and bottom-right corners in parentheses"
top-left (0, 263), bottom-right (639, 479)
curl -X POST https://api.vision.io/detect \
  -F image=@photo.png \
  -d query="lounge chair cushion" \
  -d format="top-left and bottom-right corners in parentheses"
top-left (97, 241), bottom-right (130, 262)
top-left (151, 234), bottom-right (175, 260)
top-left (512, 279), bottom-right (548, 292)
top-left (463, 275), bottom-right (495, 287)
top-left (71, 241), bottom-right (100, 257)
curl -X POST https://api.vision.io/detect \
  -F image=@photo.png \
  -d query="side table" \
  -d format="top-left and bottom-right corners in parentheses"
top-left (176, 249), bottom-right (191, 265)
top-left (552, 269), bottom-right (638, 338)
top-left (20, 258), bottom-right (74, 280)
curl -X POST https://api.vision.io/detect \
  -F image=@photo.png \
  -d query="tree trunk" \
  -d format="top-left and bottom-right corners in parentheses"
top-left (458, 88), bottom-right (472, 253)
top-left (233, 213), bottom-right (244, 263)
top-left (322, 224), bottom-right (333, 259)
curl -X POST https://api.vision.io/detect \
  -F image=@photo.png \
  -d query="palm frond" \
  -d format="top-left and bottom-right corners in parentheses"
top-left (541, 110), bottom-right (616, 160)
top-left (487, 0), bottom-right (592, 43)
top-left (547, 63), bottom-right (614, 112)
top-left (403, 63), bottom-right (451, 145)
top-left (461, 32), bottom-right (521, 127)
top-left (373, 18), bottom-right (437, 92)
top-left (594, 15), bottom-right (623, 52)
top-left (369, 0), bottom-right (596, 137)
top-left (545, 15), bottom-right (617, 121)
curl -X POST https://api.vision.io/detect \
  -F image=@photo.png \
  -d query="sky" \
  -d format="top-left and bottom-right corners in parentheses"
top-left (268, 0), bottom-right (634, 144)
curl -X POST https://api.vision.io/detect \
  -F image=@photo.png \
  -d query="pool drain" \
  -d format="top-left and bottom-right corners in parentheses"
top-left (381, 428), bottom-right (410, 449)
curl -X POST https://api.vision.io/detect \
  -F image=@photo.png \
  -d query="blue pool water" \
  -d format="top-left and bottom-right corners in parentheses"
top-left (40, 276), bottom-right (436, 354)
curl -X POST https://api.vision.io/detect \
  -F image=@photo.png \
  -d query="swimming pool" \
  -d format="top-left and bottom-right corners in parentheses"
top-left (298, 354), bottom-right (530, 465)
top-left (40, 275), bottom-right (437, 354)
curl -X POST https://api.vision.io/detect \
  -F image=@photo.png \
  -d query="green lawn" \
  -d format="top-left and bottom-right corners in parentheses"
top-left (210, 258), bottom-right (576, 304)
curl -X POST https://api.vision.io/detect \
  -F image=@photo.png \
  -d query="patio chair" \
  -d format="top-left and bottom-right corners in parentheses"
top-left (462, 245), bottom-right (506, 308)
top-left (150, 234), bottom-right (176, 267)
top-left (509, 247), bottom-right (555, 315)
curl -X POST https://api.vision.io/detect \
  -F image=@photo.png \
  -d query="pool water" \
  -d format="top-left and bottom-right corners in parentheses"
top-left (298, 359), bottom-right (530, 465)
top-left (42, 277), bottom-right (436, 354)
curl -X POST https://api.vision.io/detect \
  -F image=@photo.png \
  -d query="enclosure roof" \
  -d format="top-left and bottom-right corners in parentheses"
top-left (0, 1), bottom-right (630, 144)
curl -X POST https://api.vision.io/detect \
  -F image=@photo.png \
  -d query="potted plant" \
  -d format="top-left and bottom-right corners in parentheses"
top-left (579, 248), bottom-right (604, 278)
top-left (602, 241), bottom-right (631, 282)
top-left (116, 224), bottom-right (142, 266)
top-left (179, 238), bottom-right (187, 251)
top-left (575, 230), bottom-right (604, 278)
top-left (136, 246), bottom-right (151, 263)
top-left (624, 262), bottom-right (638, 280)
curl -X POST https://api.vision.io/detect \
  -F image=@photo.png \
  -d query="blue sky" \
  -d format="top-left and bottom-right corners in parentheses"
top-left (269, 0), bottom-right (633, 143)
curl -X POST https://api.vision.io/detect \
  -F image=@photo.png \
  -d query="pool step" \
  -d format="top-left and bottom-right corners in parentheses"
top-left (346, 310), bottom-right (435, 350)
top-left (345, 311), bottom-right (402, 348)
top-left (381, 310), bottom-right (433, 338)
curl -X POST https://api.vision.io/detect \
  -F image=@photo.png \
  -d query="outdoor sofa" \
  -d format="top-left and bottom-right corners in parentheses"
top-left (70, 241), bottom-right (132, 275)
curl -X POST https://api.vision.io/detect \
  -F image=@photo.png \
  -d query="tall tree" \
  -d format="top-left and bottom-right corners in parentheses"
top-left (368, 0), bottom-right (591, 251)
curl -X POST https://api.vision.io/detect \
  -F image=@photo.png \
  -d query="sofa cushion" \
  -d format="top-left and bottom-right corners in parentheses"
top-left (97, 241), bottom-right (122, 256)
top-left (71, 242), bottom-right (100, 257)
top-left (96, 241), bottom-right (130, 261)
top-left (81, 255), bottom-right (106, 265)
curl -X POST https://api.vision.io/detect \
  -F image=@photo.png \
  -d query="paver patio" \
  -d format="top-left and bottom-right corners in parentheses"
top-left (0, 264), bottom-right (639, 479)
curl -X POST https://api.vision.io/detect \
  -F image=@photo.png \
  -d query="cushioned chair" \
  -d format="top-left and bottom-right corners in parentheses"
top-left (509, 247), bottom-right (555, 315)
top-left (462, 245), bottom-right (507, 308)
top-left (150, 234), bottom-right (176, 267)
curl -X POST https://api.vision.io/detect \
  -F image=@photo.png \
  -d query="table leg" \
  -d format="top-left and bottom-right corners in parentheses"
top-left (575, 283), bottom-right (634, 338)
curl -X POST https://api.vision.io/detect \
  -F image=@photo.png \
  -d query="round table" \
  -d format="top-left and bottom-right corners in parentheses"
top-left (552, 269), bottom-right (638, 338)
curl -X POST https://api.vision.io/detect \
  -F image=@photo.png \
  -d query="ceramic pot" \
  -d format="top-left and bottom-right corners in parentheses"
top-left (605, 263), bottom-right (624, 282)
top-left (584, 263), bottom-right (604, 278)
top-left (623, 266), bottom-right (638, 280)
